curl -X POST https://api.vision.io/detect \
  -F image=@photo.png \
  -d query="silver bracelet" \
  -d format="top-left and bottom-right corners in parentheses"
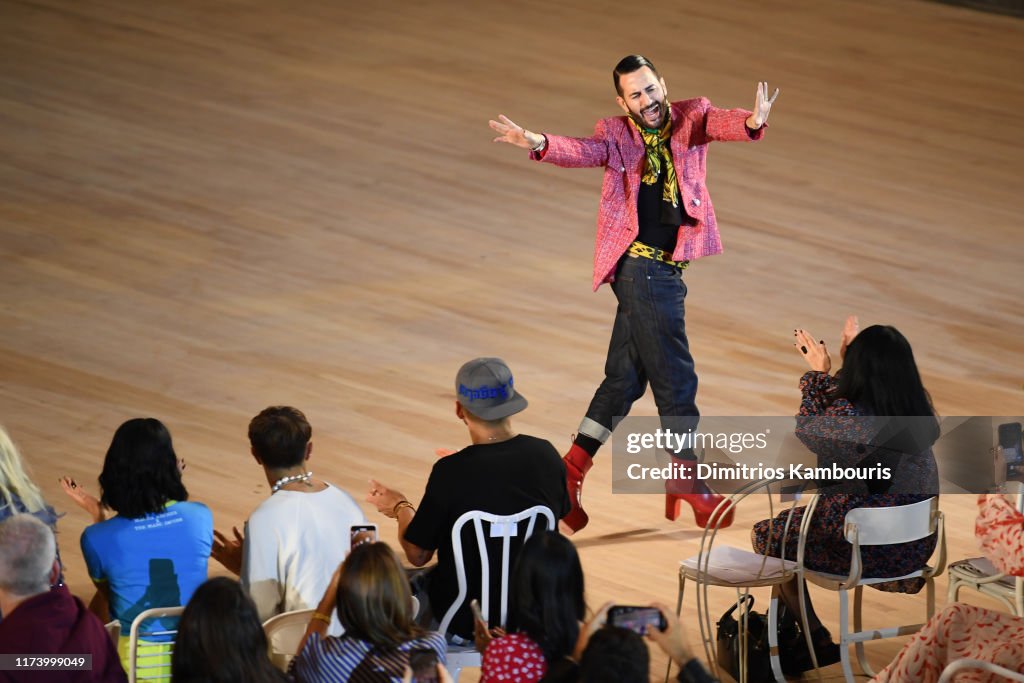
top-left (530, 135), bottom-right (546, 152)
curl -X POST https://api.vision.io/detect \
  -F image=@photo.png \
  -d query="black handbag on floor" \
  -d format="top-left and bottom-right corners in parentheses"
top-left (715, 595), bottom-right (774, 682)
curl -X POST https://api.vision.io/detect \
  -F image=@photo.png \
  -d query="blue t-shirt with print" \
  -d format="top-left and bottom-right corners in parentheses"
top-left (81, 501), bottom-right (213, 634)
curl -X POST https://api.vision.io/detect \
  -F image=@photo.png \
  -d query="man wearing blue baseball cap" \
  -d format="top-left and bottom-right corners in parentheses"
top-left (367, 358), bottom-right (570, 640)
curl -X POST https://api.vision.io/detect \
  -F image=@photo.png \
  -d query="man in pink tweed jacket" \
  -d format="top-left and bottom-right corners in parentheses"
top-left (490, 55), bottom-right (778, 533)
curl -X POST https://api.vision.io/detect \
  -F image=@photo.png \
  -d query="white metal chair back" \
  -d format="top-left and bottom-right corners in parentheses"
top-left (128, 605), bottom-right (185, 683)
top-left (938, 658), bottom-right (1024, 683)
top-left (438, 505), bottom-right (555, 682)
top-left (263, 608), bottom-right (315, 673)
top-left (438, 504), bottom-right (556, 636)
top-left (947, 482), bottom-right (1024, 616)
top-left (796, 496), bottom-right (946, 682)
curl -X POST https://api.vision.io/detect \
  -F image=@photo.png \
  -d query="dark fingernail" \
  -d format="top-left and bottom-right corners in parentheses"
top-left (800, 346), bottom-right (808, 354)
top-left (820, 340), bottom-right (825, 344)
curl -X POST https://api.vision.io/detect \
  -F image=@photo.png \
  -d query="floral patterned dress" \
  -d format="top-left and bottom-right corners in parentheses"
top-left (871, 494), bottom-right (1024, 682)
top-left (480, 632), bottom-right (549, 683)
top-left (752, 371), bottom-right (939, 592)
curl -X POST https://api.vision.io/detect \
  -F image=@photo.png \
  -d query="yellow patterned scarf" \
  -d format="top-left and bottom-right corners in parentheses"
top-left (633, 114), bottom-right (679, 209)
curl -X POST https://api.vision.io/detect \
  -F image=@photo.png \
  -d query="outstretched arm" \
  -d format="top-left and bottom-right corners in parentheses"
top-left (704, 82), bottom-right (779, 142)
top-left (489, 114), bottom-right (546, 151)
top-left (488, 114), bottom-right (612, 168)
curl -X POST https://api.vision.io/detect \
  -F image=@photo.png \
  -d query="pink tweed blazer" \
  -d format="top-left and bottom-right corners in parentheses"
top-left (533, 98), bottom-right (764, 291)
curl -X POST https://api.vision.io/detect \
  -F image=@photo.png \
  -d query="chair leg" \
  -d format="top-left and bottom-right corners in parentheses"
top-left (666, 573), bottom-right (686, 683)
top-left (838, 589), bottom-right (855, 683)
top-left (925, 577), bottom-right (935, 619)
top-left (450, 666), bottom-right (461, 681)
top-left (767, 592), bottom-right (785, 682)
top-left (853, 584), bottom-right (875, 678)
top-left (946, 576), bottom-right (959, 605)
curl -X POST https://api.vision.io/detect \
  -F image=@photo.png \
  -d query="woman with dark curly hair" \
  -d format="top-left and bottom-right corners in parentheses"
top-left (172, 577), bottom-right (288, 683)
top-left (62, 418), bottom-right (213, 674)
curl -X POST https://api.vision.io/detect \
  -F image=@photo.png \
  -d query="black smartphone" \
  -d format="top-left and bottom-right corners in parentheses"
top-left (607, 605), bottom-right (667, 635)
top-left (409, 648), bottom-right (438, 683)
top-left (350, 524), bottom-right (378, 550)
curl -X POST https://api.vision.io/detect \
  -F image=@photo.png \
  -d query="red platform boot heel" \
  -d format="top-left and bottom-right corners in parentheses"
top-left (664, 459), bottom-right (733, 529)
top-left (561, 443), bottom-right (593, 534)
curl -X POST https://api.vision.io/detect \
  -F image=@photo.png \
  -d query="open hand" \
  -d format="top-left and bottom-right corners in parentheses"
top-left (366, 479), bottom-right (408, 518)
top-left (489, 114), bottom-right (544, 150)
top-left (746, 82), bottom-right (779, 129)
top-left (794, 328), bottom-right (831, 374)
top-left (212, 526), bottom-right (244, 575)
top-left (59, 476), bottom-right (105, 524)
top-left (839, 315), bottom-right (859, 360)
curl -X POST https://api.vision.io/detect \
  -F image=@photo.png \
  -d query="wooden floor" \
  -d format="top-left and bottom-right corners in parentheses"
top-left (1, 0), bottom-right (1023, 679)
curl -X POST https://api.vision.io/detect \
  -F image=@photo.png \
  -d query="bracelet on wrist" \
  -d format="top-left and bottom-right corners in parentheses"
top-left (311, 611), bottom-right (332, 625)
top-left (393, 500), bottom-right (415, 517)
top-left (530, 135), bottom-right (546, 152)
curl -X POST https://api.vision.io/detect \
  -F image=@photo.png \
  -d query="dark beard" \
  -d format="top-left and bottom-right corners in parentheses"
top-left (630, 101), bottom-right (667, 130)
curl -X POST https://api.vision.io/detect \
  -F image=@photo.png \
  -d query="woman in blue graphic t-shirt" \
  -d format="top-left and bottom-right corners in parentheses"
top-left (62, 418), bottom-right (213, 673)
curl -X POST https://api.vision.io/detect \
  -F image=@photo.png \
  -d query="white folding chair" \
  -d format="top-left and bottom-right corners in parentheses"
top-left (104, 619), bottom-right (121, 644)
top-left (128, 605), bottom-right (184, 683)
top-left (673, 477), bottom-right (808, 683)
top-left (938, 658), bottom-right (1024, 683)
top-left (263, 608), bottom-right (315, 672)
top-left (797, 496), bottom-right (946, 683)
top-left (438, 505), bottom-right (556, 681)
top-left (947, 482), bottom-right (1024, 616)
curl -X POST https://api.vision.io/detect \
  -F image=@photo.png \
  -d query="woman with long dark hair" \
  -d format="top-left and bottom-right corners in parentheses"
top-left (479, 530), bottom-right (586, 683)
top-left (295, 542), bottom-right (445, 683)
top-left (62, 418), bottom-right (213, 673)
top-left (172, 577), bottom-right (287, 683)
top-left (751, 318), bottom-right (940, 672)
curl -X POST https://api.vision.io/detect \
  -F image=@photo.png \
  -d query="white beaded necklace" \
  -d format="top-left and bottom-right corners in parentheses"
top-left (271, 471), bottom-right (313, 493)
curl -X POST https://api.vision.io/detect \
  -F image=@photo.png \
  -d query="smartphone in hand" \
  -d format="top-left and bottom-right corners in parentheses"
top-left (350, 524), bottom-right (378, 550)
top-left (409, 648), bottom-right (438, 683)
top-left (607, 605), bottom-right (667, 635)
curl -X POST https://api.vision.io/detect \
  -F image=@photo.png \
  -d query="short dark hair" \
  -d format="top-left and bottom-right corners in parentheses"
top-left (99, 418), bottom-right (188, 519)
top-left (579, 626), bottom-right (650, 683)
top-left (172, 577), bottom-right (287, 683)
top-left (506, 530), bottom-right (585, 664)
top-left (613, 55), bottom-right (660, 96)
top-left (248, 406), bottom-right (312, 469)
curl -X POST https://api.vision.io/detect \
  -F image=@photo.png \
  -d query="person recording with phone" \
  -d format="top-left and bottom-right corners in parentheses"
top-left (295, 542), bottom-right (446, 683)
top-left (575, 602), bottom-right (717, 683)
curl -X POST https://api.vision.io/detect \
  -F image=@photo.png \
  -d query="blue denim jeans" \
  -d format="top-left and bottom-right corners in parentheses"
top-left (581, 255), bottom-right (699, 442)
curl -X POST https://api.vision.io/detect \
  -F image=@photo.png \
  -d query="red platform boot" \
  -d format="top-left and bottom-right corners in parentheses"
top-left (664, 459), bottom-right (734, 529)
top-left (561, 443), bottom-right (593, 534)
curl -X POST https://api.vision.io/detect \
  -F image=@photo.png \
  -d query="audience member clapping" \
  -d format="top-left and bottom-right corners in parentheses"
top-left (61, 418), bottom-right (212, 671)
top-left (367, 358), bottom-right (569, 640)
top-left (171, 576), bottom-right (288, 683)
top-left (210, 406), bottom-right (365, 632)
top-left (294, 542), bottom-right (446, 683)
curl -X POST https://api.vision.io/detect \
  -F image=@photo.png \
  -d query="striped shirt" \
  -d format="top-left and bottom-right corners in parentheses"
top-left (295, 631), bottom-right (447, 683)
